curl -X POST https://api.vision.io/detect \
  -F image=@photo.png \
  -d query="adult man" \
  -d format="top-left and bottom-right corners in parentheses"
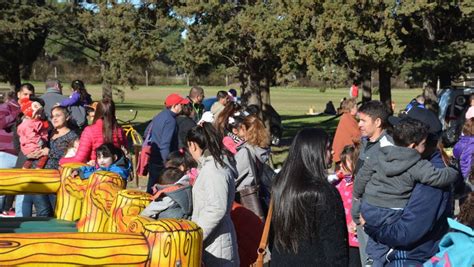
top-left (353, 100), bottom-right (393, 266)
top-left (187, 86), bottom-right (205, 122)
top-left (12, 84), bottom-right (52, 217)
top-left (362, 107), bottom-right (455, 266)
top-left (40, 79), bottom-right (86, 131)
top-left (147, 93), bottom-right (189, 193)
top-left (0, 89), bottom-right (22, 216)
top-left (210, 90), bottom-right (229, 118)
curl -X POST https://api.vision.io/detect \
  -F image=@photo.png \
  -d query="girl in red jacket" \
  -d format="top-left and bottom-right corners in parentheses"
top-left (60, 98), bottom-right (126, 165)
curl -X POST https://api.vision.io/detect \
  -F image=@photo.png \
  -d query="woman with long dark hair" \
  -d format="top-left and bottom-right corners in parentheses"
top-left (60, 98), bottom-right (126, 165)
top-left (60, 80), bottom-right (92, 108)
top-left (271, 128), bottom-right (348, 266)
top-left (186, 123), bottom-right (239, 266)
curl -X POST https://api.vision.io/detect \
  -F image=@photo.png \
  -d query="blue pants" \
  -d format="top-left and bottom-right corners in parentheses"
top-left (22, 195), bottom-right (53, 217)
top-left (146, 162), bottom-right (164, 194)
top-left (0, 152), bottom-right (18, 213)
top-left (361, 201), bottom-right (403, 266)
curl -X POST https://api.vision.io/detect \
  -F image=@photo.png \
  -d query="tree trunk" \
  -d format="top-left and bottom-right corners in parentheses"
top-left (241, 72), bottom-right (262, 108)
top-left (260, 76), bottom-right (272, 131)
top-left (361, 70), bottom-right (372, 103)
top-left (439, 72), bottom-right (451, 88)
top-left (240, 72), bottom-right (272, 133)
top-left (7, 63), bottom-right (21, 90)
top-left (378, 67), bottom-right (392, 113)
top-left (101, 62), bottom-right (112, 99)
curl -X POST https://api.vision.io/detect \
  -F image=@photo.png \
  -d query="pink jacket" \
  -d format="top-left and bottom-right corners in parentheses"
top-left (336, 174), bottom-right (359, 248)
top-left (0, 100), bottom-right (21, 155)
top-left (17, 118), bottom-right (49, 155)
top-left (60, 119), bottom-right (126, 164)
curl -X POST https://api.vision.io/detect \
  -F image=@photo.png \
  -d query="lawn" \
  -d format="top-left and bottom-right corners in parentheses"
top-left (9, 82), bottom-right (421, 167)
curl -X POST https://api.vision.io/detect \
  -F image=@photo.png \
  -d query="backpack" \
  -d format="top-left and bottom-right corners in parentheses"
top-left (137, 122), bottom-right (153, 176)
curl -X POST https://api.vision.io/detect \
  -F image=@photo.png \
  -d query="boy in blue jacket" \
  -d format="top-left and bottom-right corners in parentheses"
top-left (73, 143), bottom-right (131, 180)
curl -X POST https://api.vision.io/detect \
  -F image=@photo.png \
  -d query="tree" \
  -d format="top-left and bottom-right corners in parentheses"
top-left (178, 2), bottom-right (299, 128)
top-left (396, 2), bottom-right (474, 100)
top-left (0, 1), bottom-right (54, 89)
top-left (303, 1), bottom-right (405, 109)
top-left (54, 1), bottom-right (183, 99)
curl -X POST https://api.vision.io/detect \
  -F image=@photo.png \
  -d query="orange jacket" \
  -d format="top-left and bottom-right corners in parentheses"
top-left (332, 112), bottom-right (361, 163)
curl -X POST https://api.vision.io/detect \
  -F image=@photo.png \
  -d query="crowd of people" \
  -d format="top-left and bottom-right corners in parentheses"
top-left (0, 81), bottom-right (473, 266)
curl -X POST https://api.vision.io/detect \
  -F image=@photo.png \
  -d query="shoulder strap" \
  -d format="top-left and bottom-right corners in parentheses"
top-left (144, 122), bottom-right (153, 143)
top-left (255, 198), bottom-right (273, 267)
top-left (244, 146), bottom-right (260, 185)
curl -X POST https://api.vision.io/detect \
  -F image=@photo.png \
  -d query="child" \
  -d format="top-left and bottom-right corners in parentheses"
top-left (85, 101), bottom-right (98, 123)
top-left (17, 97), bottom-right (49, 169)
top-left (352, 117), bottom-right (459, 264)
top-left (64, 138), bottom-right (80, 158)
top-left (60, 80), bottom-right (92, 108)
top-left (73, 143), bottom-right (131, 180)
top-left (453, 118), bottom-right (474, 180)
top-left (336, 144), bottom-right (361, 267)
top-left (164, 148), bottom-right (198, 186)
top-left (140, 167), bottom-right (193, 220)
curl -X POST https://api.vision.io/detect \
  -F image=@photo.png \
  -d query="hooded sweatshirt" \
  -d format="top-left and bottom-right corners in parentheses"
top-left (354, 145), bottom-right (458, 209)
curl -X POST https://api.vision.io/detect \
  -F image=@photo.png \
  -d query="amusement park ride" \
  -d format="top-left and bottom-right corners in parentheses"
top-left (0, 163), bottom-right (203, 266)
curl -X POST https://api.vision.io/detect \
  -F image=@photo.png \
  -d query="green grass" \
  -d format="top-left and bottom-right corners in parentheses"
top-left (6, 82), bottom-right (421, 167)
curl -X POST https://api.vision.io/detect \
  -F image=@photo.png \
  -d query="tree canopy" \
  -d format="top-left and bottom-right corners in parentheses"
top-left (0, 1), bottom-right (472, 110)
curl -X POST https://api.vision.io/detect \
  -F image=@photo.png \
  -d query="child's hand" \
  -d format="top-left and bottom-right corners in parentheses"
top-left (70, 170), bottom-right (79, 177)
top-left (86, 160), bottom-right (95, 166)
top-left (41, 147), bottom-right (50, 156)
top-left (26, 150), bottom-right (42, 159)
top-left (348, 221), bottom-right (357, 234)
top-left (359, 215), bottom-right (366, 227)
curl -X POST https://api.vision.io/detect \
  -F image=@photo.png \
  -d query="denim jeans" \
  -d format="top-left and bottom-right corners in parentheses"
top-left (0, 152), bottom-right (18, 213)
top-left (15, 195), bottom-right (24, 217)
top-left (146, 162), bottom-right (164, 194)
top-left (21, 195), bottom-right (53, 217)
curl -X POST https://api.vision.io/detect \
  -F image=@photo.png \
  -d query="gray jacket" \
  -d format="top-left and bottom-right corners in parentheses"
top-left (355, 131), bottom-right (393, 175)
top-left (40, 89), bottom-right (87, 129)
top-left (192, 152), bottom-right (239, 266)
top-left (354, 145), bottom-right (458, 209)
top-left (235, 143), bottom-right (270, 191)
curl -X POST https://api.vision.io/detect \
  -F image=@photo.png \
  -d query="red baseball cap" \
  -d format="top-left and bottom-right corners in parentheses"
top-left (165, 93), bottom-right (189, 107)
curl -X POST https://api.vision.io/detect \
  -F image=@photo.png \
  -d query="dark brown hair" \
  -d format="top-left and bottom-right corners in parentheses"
top-left (93, 98), bottom-right (119, 143)
top-left (458, 192), bottom-right (474, 228)
top-left (340, 142), bottom-right (360, 173)
top-left (214, 102), bottom-right (241, 135)
top-left (462, 118), bottom-right (474, 136)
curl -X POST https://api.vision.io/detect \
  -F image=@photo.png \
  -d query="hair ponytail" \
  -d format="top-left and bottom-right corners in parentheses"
top-left (186, 122), bottom-right (230, 167)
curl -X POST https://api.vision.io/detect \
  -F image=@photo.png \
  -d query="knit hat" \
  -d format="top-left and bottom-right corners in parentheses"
top-left (466, 106), bottom-right (474, 120)
top-left (19, 97), bottom-right (43, 119)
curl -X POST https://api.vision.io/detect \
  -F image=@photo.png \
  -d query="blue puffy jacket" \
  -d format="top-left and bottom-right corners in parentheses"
top-left (423, 218), bottom-right (474, 267)
top-left (78, 156), bottom-right (131, 180)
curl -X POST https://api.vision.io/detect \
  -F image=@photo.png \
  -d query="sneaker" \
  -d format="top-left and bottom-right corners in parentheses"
top-left (0, 211), bottom-right (14, 217)
top-left (6, 209), bottom-right (15, 217)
